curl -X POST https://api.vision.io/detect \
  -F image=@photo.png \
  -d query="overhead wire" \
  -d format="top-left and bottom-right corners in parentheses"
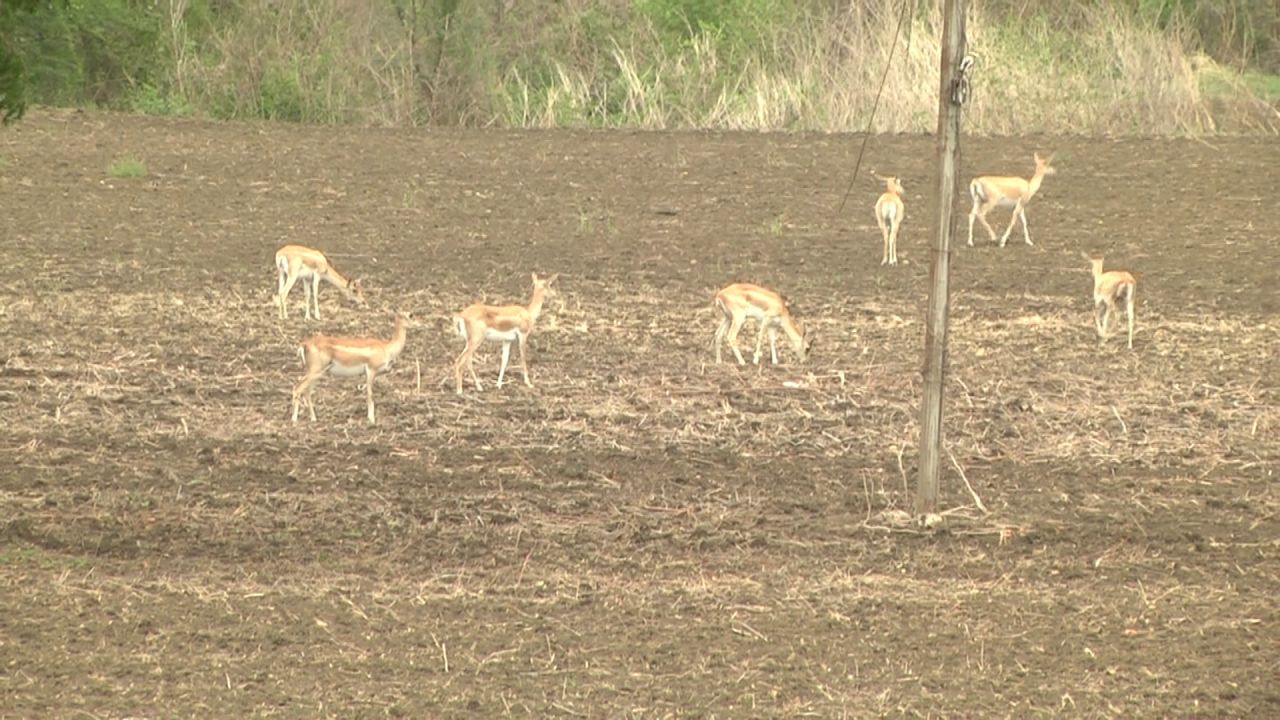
top-left (837, 0), bottom-right (918, 212)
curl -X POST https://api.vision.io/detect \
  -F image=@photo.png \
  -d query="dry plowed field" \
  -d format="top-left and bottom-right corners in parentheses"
top-left (1, 110), bottom-right (1277, 717)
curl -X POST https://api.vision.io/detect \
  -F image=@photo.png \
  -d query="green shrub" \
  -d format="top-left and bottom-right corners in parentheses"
top-left (257, 62), bottom-right (308, 122)
top-left (8, 0), bottom-right (162, 109)
top-left (107, 157), bottom-right (145, 178)
top-left (127, 83), bottom-right (192, 116)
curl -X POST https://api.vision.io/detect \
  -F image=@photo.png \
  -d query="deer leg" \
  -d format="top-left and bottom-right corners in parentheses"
top-left (888, 218), bottom-right (900, 265)
top-left (454, 334), bottom-right (481, 394)
top-left (976, 206), bottom-right (999, 244)
top-left (877, 214), bottom-right (890, 265)
top-left (1126, 287), bottom-right (1136, 350)
top-left (310, 275), bottom-right (322, 320)
top-left (279, 272), bottom-right (301, 319)
top-left (518, 333), bottom-right (532, 387)
top-left (768, 326), bottom-right (780, 365)
top-left (1018, 205), bottom-right (1033, 246)
top-left (453, 350), bottom-right (467, 395)
top-left (752, 320), bottom-right (770, 365)
top-left (276, 269), bottom-right (288, 315)
top-left (999, 201), bottom-right (1023, 247)
top-left (725, 314), bottom-right (747, 365)
top-left (1095, 298), bottom-right (1116, 340)
top-left (292, 370), bottom-right (323, 422)
top-left (496, 341), bottom-right (512, 388)
top-left (714, 313), bottom-right (731, 363)
top-left (302, 277), bottom-right (313, 320)
top-left (966, 189), bottom-right (983, 247)
top-left (302, 276), bottom-right (314, 320)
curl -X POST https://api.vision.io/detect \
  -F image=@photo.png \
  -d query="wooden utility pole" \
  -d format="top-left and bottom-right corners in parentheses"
top-left (917, 0), bottom-right (968, 518)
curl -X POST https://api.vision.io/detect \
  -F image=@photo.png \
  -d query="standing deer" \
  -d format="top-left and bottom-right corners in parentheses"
top-left (1084, 253), bottom-right (1137, 349)
top-left (275, 244), bottom-right (365, 320)
top-left (453, 273), bottom-right (558, 394)
top-left (291, 312), bottom-right (408, 424)
top-left (874, 176), bottom-right (906, 266)
top-left (713, 282), bottom-right (812, 366)
top-left (967, 153), bottom-right (1055, 247)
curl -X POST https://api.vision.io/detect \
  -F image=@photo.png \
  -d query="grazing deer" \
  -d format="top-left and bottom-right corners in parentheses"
top-left (275, 244), bottom-right (365, 320)
top-left (713, 282), bottom-right (811, 366)
top-left (1084, 253), bottom-right (1137, 349)
top-left (967, 153), bottom-right (1055, 247)
top-left (453, 273), bottom-right (558, 394)
top-left (874, 176), bottom-right (906, 266)
top-left (292, 312), bottom-right (408, 424)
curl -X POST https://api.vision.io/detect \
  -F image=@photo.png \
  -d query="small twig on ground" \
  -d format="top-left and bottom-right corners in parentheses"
top-left (897, 442), bottom-right (909, 498)
top-left (947, 449), bottom-right (989, 515)
top-left (1111, 405), bottom-right (1128, 434)
top-left (862, 472), bottom-right (873, 525)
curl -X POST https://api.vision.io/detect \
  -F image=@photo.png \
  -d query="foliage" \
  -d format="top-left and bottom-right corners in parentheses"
top-left (1135, 0), bottom-right (1279, 69)
top-left (636, 0), bottom-right (797, 63)
top-left (0, 0), bottom-right (57, 123)
top-left (0, 40), bottom-right (25, 124)
top-left (6, 0), bottom-right (161, 110)
top-left (2, 0), bottom-right (1277, 134)
top-left (107, 157), bottom-right (145, 177)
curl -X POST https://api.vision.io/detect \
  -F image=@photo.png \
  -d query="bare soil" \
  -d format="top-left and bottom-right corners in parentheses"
top-left (1, 109), bottom-right (1277, 718)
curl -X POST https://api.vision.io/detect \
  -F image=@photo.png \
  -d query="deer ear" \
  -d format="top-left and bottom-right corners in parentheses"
top-left (547, 273), bottom-right (559, 285)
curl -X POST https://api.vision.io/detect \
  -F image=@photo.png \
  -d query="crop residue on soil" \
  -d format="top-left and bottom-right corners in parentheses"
top-left (0, 111), bottom-right (1276, 717)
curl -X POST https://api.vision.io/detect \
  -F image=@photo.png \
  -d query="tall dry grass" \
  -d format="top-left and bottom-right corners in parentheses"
top-left (146, 0), bottom-right (1278, 134)
top-left (498, 1), bottom-right (1272, 134)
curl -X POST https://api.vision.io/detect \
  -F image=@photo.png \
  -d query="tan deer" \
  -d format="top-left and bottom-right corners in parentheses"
top-left (713, 283), bottom-right (811, 366)
top-left (291, 313), bottom-right (408, 424)
top-left (275, 244), bottom-right (365, 320)
top-left (874, 176), bottom-right (906, 266)
top-left (1084, 253), bottom-right (1137, 349)
top-left (967, 153), bottom-right (1055, 247)
top-left (453, 273), bottom-right (558, 394)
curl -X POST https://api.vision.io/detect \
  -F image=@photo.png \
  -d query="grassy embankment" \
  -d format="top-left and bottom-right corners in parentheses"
top-left (5, 0), bottom-right (1278, 134)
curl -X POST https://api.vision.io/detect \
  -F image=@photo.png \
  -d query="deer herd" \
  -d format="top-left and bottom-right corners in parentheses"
top-left (275, 152), bottom-right (1138, 425)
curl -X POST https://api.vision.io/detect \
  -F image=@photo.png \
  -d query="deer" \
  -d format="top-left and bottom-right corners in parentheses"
top-left (713, 282), bottom-right (812, 366)
top-left (874, 175), bottom-right (906, 266)
top-left (453, 273), bottom-right (558, 394)
top-left (967, 153), bottom-right (1055, 247)
top-left (1084, 253), bottom-right (1137, 349)
top-left (275, 244), bottom-right (365, 320)
top-left (291, 312), bottom-right (408, 424)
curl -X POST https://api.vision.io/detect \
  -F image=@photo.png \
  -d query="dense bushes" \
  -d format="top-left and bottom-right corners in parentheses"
top-left (2, 0), bottom-right (1276, 133)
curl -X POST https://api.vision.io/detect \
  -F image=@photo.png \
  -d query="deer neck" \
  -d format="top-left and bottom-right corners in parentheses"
top-left (325, 267), bottom-right (354, 293)
top-left (388, 317), bottom-right (408, 356)
top-left (1091, 264), bottom-right (1108, 289)
top-left (1026, 169), bottom-right (1047, 200)
top-left (526, 288), bottom-right (547, 324)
